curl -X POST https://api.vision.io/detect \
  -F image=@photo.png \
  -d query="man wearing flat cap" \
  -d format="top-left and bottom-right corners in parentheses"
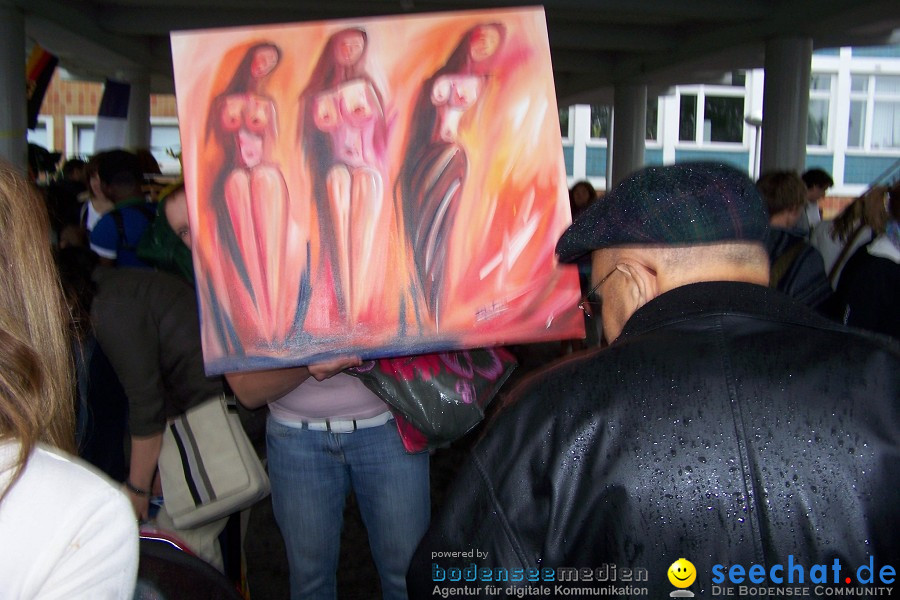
top-left (407, 163), bottom-right (900, 599)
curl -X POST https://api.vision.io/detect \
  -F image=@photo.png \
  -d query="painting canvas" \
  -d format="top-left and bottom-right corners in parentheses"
top-left (171, 6), bottom-right (584, 375)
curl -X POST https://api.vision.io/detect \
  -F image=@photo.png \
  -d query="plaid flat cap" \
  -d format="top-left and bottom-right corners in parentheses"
top-left (556, 162), bottom-right (769, 263)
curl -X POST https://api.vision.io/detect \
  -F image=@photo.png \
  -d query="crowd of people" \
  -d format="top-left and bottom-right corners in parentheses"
top-left (0, 144), bottom-right (897, 600)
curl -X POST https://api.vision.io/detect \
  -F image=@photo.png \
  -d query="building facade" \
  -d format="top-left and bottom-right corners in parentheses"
top-left (27, 69), bottom-right (180, 173)
top-left (562, 45), bottom-right (900, 214)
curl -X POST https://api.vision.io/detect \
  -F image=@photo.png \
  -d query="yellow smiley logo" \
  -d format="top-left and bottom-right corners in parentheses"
top-left (668, 558), bottom-right (697, 588)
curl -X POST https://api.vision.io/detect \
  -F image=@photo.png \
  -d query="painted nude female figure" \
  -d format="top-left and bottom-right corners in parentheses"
top-left (208, 42), bottom-right (301, 348)
top-left (299, 28), bottom-right (390, 325)
top-left (397, 23), bottom-right (505, 326)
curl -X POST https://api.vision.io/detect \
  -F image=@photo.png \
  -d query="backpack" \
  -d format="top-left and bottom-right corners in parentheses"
top-left (135, 198), bottom-right (195, 284)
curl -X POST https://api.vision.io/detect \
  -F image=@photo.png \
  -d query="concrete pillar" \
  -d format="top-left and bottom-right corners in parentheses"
top-left (746, 68), bottom-right (766, 179)
top-left (610, 83), bottom-right (647, 187)
top-left (120, 69), bottom-right (151, 151)
top-left (0, 3), bottom-right (27, 172)
top-left (571, 104), bottom-right (591, 181)
top-left (830, 47), bottom-right (853, 188)
top-left (660, 92), bottom-right (678, 165)
top-left (760, 37), bottom-right (812, 174)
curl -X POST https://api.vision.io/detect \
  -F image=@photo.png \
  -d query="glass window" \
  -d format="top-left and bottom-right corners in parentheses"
top-left (590, 105), bottom-right (610, 140)
top-left (871, 100), bottom-right (900, 149)
top-left (703, 96), bottom-right (744, 143)
top-left (76, 124), bottom-right (95, 157)
top-left (874, 75), bottom-right (900, 94)
top-left (848, 100), bottom-right (866, 148)
top-left (807, 99), bottom-right (829, 146)
top-left (27, 121), bottom-right (50, 150)
top-left (871, 75), bottom-right (900, 149)
top-left (848, 74), bottom-right (900, 150)
top-left (807, 73), bottom-right (832, 148)
top-left (679, 94), bottom-right (697, 142)
top-left (851, 75), bottom-right (868, 92)
top-left (810, 73), bottom-right (832, 91)
top-left (646, 97), bottom-right (659, 141)
top-left (559, 106), bottom-right (570, 139)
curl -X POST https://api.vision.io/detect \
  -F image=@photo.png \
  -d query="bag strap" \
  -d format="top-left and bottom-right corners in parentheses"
top-left (770, 239), bottom-right (806, 289)
top-left (827, 224), bottom-right (866, 288)
top-left (112, 203), bottom-right (156, 253)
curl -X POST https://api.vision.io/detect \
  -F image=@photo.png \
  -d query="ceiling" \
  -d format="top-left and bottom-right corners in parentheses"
top-left (17, 0), bottom-right (900, 105)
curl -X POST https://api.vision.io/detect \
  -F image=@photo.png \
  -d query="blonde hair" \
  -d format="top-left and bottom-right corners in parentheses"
top-left (0, 162), bottom-right (75, 502)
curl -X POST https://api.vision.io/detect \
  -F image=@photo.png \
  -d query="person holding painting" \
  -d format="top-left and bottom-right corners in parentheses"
top-left (227, 365), bottom-right (429, 600)
top-left (165, 189), bottom-right (430, 600)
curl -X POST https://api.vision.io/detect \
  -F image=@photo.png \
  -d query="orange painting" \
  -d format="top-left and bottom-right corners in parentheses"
top-left (171, 6), bottom-right (583, 374)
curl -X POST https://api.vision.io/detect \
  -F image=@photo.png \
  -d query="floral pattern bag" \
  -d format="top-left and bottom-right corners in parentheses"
top-left (349, 347), bottom-right (517, 452)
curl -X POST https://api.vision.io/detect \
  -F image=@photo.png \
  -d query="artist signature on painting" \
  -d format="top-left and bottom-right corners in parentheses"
top-left (475, 300), bottom-right (510, 322)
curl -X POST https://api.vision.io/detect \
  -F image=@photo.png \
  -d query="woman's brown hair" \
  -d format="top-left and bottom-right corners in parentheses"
top-left (0, 161), bottom-right (75, 502)
top-left (832, 185), bottom-right (889, 242)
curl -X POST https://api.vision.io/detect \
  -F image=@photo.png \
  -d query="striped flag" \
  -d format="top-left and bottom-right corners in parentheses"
top-left (94, 79), bottom-right (131, 152)
top-left (25, 45), bottom-right (58, 130)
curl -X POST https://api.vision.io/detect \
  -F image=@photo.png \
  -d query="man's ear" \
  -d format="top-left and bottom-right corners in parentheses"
top-left (619, 262), bottom-right (659, 311)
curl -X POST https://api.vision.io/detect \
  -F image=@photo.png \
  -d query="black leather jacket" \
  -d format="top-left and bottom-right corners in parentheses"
top-left (409, 282), bottom-right (900, 599)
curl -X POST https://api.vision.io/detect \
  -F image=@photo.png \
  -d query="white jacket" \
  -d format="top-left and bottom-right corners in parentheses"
top-left (0, 441), bottom-right (138, 599)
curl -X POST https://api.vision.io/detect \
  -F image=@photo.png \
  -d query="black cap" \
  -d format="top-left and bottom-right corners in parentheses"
top-left (556, 162), bottom-right (769, 263)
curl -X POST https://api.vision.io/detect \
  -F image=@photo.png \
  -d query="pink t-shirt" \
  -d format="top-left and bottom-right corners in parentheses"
top-left (268, 373), bottom-right (388, 423)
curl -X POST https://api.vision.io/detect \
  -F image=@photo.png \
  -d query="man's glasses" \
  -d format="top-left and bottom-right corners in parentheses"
top-left (578, 266), bottom-right (619, 319)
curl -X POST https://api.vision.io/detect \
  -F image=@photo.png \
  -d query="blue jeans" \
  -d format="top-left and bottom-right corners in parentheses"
top-left (267, 416), bottom-right (430, 600)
